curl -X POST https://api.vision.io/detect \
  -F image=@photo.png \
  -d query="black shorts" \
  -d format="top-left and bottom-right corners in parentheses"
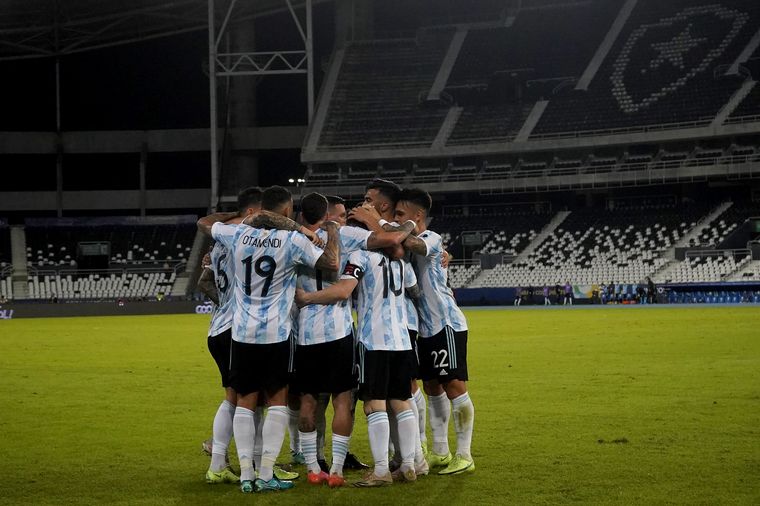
top-left (357, 344), bottom-right (415, 401)
top-left (208, 328), bottom-right (233, 388)
top-left (229, 337), bottom-right (295, 396)
top-left (295, 334), bottom-right (357, 397)
top-left (418, 326), bottom-right (469, 382)
top-left (409, 329), bottom-right (420, 379)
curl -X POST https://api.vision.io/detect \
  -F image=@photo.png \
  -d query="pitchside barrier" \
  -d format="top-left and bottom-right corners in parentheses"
top-left (0, 300), bottom-right (212, 319)
top-left (454, 282), bottom-right (760, 306)
top-left (3, 283), bottom-right (760, 319)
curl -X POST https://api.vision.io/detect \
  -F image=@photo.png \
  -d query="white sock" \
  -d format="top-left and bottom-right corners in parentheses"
top-left (299, 430), bottom-right (321, 474)
top-left (253, 407), bottom-right (264, 471)
top-left (428, 392), bottom-right (451, 455)
top-left (407, 398), bottom-right (424, 465)
top-left (412, 388), bottom-right (427, 446)
top-left (395, 409), bottom-right (416, 470)
top-left (367, 411), bottom-right (390, 476)
top-left (452, 392), bottom-right (474, 460)
top-left (260, 406), bottom-right (289, 482)
top-left (287, 406), bottom-right (300, 454)
top-left (210, 400), bottom-right (236, 472)
top-left (330, 433), bottom-right (351, 476)
top-left (232, 406), bottom-right (256, 482)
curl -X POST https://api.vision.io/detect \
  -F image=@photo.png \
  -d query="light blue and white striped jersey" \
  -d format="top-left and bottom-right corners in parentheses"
top-left (411, 229), bottom-right (468, 337)
top-left (207, 242), bottom-right (235, 337)
top-left (296, 226), bottom-right (371, 346)
top-left (403, 259), bottom-right (418, 332)
top-left (211, 222), bottom-right (323, 345)
top-left (342, 249), bottom-right (411, 351)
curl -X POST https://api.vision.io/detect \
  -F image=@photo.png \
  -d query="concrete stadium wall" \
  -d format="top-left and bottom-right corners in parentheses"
top-left (0, 300), bottom-right (213, 319)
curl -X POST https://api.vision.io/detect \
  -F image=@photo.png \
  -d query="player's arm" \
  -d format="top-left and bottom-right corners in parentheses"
top-left (406, 283), bottom-right (421, 299)
top-left (246, 210), bottom-right (325, 248)
top-left (295, 278), bottom-right (358, 307)
top-left (314, 220), bottom-right (340, 272)
top-left (348, 206), bottom-right (411, 258)
top-left (366, 220), bottom-right (415, 249)
top-left (197, 211), bottom-right (240, 237)
top-left (402, 233), bottom-right (428, 256)
top-left (197, 266), bottom-right (219, 304)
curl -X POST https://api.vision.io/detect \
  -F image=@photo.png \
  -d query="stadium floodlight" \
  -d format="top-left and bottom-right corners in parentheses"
top-left (288, 178), bottom-right (295, 183)
top-left (297, 178), bottom-right (305, 183)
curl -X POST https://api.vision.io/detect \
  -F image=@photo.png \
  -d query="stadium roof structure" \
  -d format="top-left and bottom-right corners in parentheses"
top-left (0, 0), bottom-right (328, 61)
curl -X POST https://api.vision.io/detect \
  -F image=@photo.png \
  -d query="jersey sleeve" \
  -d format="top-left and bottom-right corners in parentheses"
top-left (417, 231), bottom-right (441, 258)
top-left (403, 260), bottom-right (417, 288)
top-left (340, 226), bottom-right (372, 253)
top-left (290, 231), bottom-right (324, 269)
top-left (340, 250), bottom-right (366, 281)
top-left (211, 223), bottom-right (238, 250)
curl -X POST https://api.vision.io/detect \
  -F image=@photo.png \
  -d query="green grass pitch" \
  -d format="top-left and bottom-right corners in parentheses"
top-left (1, 306), bottom-right (759, 505)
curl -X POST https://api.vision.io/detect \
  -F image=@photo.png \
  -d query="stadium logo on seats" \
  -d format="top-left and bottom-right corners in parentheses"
top-left (195, 301), bottom-right (214, 314)
top-left (610, 5), bottom-right (747, 114)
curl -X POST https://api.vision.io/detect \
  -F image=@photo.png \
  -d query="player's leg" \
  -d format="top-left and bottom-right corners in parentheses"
top-left (354, 398), bottom-right (392, 487)
top-left (328, 389), bottom-right (353, 486)
top-left (206, 330), bottom-right (239, 483)
top-left (354, 347), bottom-right (392, 487)
top-left (233, 391), bottom-right (259, 491)
top-left (439, 330), bottom-right (474, 476)
top-left (411, 381), bottom-right (427, 452)
top-left (326, 334), bottom-right (359, 486)
top-left (315, 392), bottom-right (330, 472)
top-left (228, 340), bottom-right (261, 492)
top-left (207, 387), bottom-right (238, 480)
top-left (419, 329), bottom-right (453, 466)
top-left (253, 339), bottom-right (296, 493)
top-left (386, 348), bottom-right (421, 481)
top-left (343, 387), bottom-right (369, 470)
top-left (287, 393), bottom-right (301, 462)
top-left (298, 392), bottom-right (326, 483)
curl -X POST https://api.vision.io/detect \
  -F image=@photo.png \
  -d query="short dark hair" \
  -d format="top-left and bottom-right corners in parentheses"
top-left (237, 186), bottom-right (263, 212)
top-left (326, 195), bottom-right (346, 207)
top-left (398, 188), bottom-right (432, 213)
top-left (365, 178), bottom-right (401, 205)
top-left (300, 192), bottom-right (328, 225)
top-left (261, 186), bottom-right (292, 212)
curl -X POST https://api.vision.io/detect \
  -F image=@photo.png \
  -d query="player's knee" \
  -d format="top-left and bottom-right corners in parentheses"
top-left (444, 379), bottom-right (467, 399)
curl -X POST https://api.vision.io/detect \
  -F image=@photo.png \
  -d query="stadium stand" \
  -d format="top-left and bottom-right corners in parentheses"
top-left (728, 259), bottom-right (760, 280)
top-left (472, 204), bottom-right (706, 287)
top-left (0, 221), bottom-right (11, 300)
top-left (655, 253), bottom-right (750, 283)
top-left (476, 212), bottom-right (554, 256)
top-left (24, 218), bottom-right (196, 268)
top-left (27, 271), bottom-right (176, 301)
top-left (317, 28), bottom-right (453, 150)
top-left (20, 216), bottom-right (197, 301)
top-left (448, 263), bottom-right (481, 289)
top-left (693, 201), bottom-right (760, 246)
top-left (532, 0), bottom-right (760, 136)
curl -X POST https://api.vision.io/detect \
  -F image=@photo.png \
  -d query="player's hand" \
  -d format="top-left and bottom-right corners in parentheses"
top-left (295, 288), bottom-right (310, 308)
top-left (349, 205), bottom-right (382, 225)
top-left (201, 253), bottom-right (211, 268)
top-left (300, 227), bottom-right (325, 248)
top-left (441, 250), bottom-right (452, 269)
